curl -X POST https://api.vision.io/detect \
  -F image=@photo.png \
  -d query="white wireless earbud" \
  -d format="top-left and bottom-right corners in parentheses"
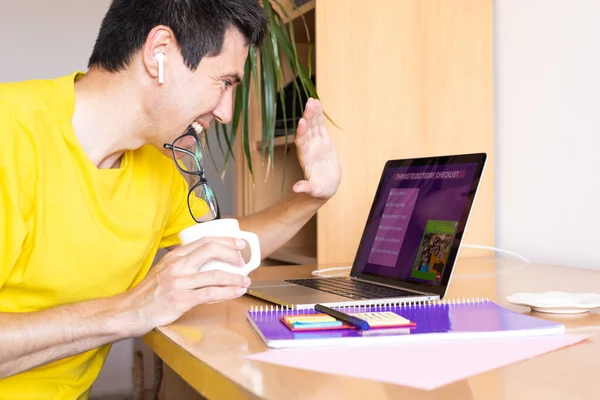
top-left (154, 52), bottom-right (165, 84)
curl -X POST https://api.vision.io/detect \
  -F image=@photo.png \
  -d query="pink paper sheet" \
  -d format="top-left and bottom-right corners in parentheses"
top-left (246, 334), bottom-right (590, 390)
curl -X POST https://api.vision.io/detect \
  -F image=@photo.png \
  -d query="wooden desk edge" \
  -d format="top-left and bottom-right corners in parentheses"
top-left (143, 259), bottom-right (600, 399)
top-left (143, 329), bottom-right (261, 400)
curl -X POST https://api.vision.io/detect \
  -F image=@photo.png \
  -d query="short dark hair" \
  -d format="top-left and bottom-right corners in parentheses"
top-left (88, 0), bottom-right (268, 72)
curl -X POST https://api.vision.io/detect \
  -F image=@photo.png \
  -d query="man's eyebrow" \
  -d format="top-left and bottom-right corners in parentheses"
top-left (223, 73), bottom-right (242, 83)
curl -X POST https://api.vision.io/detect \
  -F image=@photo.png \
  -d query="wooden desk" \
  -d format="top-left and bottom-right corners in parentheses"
top-left (143, 258), bottom-right (600, 399)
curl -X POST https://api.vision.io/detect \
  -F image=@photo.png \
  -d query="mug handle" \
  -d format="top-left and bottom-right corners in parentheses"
top-left (237, 231), bottom-right (261, 275)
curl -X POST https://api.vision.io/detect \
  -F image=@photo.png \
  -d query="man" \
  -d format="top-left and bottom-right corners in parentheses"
top-left (0, 0), bottom-right (341, 397)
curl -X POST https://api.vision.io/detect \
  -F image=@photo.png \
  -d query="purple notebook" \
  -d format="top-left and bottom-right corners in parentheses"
top-left (247, 299), bottom-right (565, 348)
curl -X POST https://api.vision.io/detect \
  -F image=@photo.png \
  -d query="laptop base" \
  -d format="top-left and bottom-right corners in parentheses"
top-left (246, 279), bottom-right (439, 310)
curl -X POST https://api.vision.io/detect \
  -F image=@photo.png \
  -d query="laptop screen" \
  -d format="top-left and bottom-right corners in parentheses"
top-left (351, 153), bottom-right (487, 296)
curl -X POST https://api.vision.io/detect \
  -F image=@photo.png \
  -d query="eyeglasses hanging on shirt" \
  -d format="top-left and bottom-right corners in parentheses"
top-left (164, 125), bottom-right (221, 222)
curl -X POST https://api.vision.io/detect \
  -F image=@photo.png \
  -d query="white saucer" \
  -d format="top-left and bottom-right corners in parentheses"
top-left (505, 291), bottom-right (600, 314)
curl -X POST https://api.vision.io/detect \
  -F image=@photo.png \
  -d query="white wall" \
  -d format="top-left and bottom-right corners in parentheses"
top-left (0, 0), bottom-right (112, 81)
top-left (494, 0), bottom-right (600, 269)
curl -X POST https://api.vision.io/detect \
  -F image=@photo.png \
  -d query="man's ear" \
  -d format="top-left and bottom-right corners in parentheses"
top-left (142, 25), bottom-right (175, 84)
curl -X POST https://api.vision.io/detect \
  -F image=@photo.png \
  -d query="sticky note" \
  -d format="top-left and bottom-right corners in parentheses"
top-left (285, 315), bottom-right (336, 324)
top-left (282, 313), bottom-right (345, 331)
top-left (351, 312), bottom-right (414, 327)
top-left (292, 321), bottom-right (343, 328)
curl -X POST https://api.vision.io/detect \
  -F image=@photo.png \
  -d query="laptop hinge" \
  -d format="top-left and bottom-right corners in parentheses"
top-left (351, 276), bottom-right (435, 296)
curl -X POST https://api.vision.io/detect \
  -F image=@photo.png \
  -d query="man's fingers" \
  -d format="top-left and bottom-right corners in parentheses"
top-left (186, 284), bottom-right (248, 306)
top-left (316, 101), bottom-right (327, 137)
top-left (175, 269), bottom-right (251, 291)
top-left (293, 180), bottom-right (313, 195)
top-left (178, 241), bottom-right (247, 274)
top-left (296, 118), bottom-right (309, 147)
top-left (303, 98), bottom-right (326, 139)
top-left (309, 99), bottom-right (319, 132)
top-left (303, 99), bottom-right (316, 140)
top-left (298, 98), bottom-right (328, 142)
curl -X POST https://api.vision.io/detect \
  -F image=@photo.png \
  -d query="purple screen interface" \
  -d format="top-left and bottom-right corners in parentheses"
top-left (355, 164), bottom-right (477, 285)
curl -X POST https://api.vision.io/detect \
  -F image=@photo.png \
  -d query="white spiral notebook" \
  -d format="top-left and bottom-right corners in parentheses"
top-left (247, 298), bottom-right (565, 348)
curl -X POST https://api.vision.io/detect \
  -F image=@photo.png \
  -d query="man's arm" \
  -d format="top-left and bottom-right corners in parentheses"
top-left (238, 193), bottom-right (325, 259)
top-left (239, 98), bottom-right (341, 259)
top-left (0, 295), bottom-right (128, 378)
top-left (0, 237), bottom-right (250, 378)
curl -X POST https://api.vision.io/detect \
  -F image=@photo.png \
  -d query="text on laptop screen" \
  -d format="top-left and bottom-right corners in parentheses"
top-left (353, 163), bottom-right (478, 286)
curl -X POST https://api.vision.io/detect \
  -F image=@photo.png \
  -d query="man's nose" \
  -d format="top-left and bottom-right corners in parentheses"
top-left (213, 90), bottom-right (234, 125)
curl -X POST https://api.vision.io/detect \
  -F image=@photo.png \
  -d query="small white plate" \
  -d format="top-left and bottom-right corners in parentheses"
top-left (505, 291), bottom-right (600, 314)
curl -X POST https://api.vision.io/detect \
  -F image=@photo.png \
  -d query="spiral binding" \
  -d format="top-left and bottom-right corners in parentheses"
top-left (248, 297), bottom-right (490, 314)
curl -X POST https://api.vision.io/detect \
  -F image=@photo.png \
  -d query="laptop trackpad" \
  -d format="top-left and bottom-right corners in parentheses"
top-left (249, 285), bottom-right (352, 304)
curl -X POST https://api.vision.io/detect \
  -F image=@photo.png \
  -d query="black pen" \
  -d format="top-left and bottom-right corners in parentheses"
top-left (314, 304), bottom-right (371, 330)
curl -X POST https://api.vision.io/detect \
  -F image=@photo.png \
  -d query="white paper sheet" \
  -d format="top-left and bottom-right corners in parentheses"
top-left (246, 334), bottom-right (590, 390)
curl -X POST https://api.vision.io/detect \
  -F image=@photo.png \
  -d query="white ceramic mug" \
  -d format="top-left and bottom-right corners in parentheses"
top-left (178, 218), bottom-right (261, 276)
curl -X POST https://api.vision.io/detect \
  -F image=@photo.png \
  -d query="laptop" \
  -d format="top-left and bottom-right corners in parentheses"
top-left (247, 153), bottom-right (488, 309)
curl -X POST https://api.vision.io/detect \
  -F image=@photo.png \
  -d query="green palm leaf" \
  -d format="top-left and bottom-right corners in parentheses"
top-left (241, 52), bottom-right (254, 185)
top-left (214, 122), bottom-right (225, 159)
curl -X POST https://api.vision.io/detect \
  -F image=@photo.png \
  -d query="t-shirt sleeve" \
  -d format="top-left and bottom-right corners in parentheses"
top-left (159, 172), bottom-right (210, 248)
top-left (0, 106), bottom-right (28, 289)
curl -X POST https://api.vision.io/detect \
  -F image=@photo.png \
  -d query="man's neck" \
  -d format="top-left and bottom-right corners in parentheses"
top-left (72, 69), bottom-right (148, 169)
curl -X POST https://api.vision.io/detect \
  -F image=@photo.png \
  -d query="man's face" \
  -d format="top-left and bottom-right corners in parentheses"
top-left (147, 27), bottom-right (248, 152)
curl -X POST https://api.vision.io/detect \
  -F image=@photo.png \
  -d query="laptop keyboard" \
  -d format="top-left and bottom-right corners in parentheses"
top-left (284, 277), bottom-right (421, 300)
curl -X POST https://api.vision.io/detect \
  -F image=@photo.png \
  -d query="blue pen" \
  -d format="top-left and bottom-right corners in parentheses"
top-left (314, 304), bottom-right (371, 330)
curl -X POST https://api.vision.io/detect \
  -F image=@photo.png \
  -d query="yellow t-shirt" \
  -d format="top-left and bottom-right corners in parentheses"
top-left (0, 72), bottom-right (208, 399)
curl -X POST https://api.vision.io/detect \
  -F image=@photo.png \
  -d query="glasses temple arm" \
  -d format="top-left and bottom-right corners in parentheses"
top-left (164, 143), bottom-right (202, 171)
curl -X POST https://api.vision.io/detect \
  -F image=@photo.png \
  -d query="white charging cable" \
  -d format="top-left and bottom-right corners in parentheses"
top-left (310, 244), bottom-right (530, 277)
top-left (460, 244), bottom-right (530, 264)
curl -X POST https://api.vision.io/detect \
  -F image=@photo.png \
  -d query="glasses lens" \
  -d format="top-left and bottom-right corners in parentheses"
top-left (173, 134), bottom-right (204, 173)
top-left (189, 181), bottom-right (219, 221)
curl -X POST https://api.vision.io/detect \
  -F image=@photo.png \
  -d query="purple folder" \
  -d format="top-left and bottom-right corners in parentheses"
top-left (247, 299), bottom-right (565, 348)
